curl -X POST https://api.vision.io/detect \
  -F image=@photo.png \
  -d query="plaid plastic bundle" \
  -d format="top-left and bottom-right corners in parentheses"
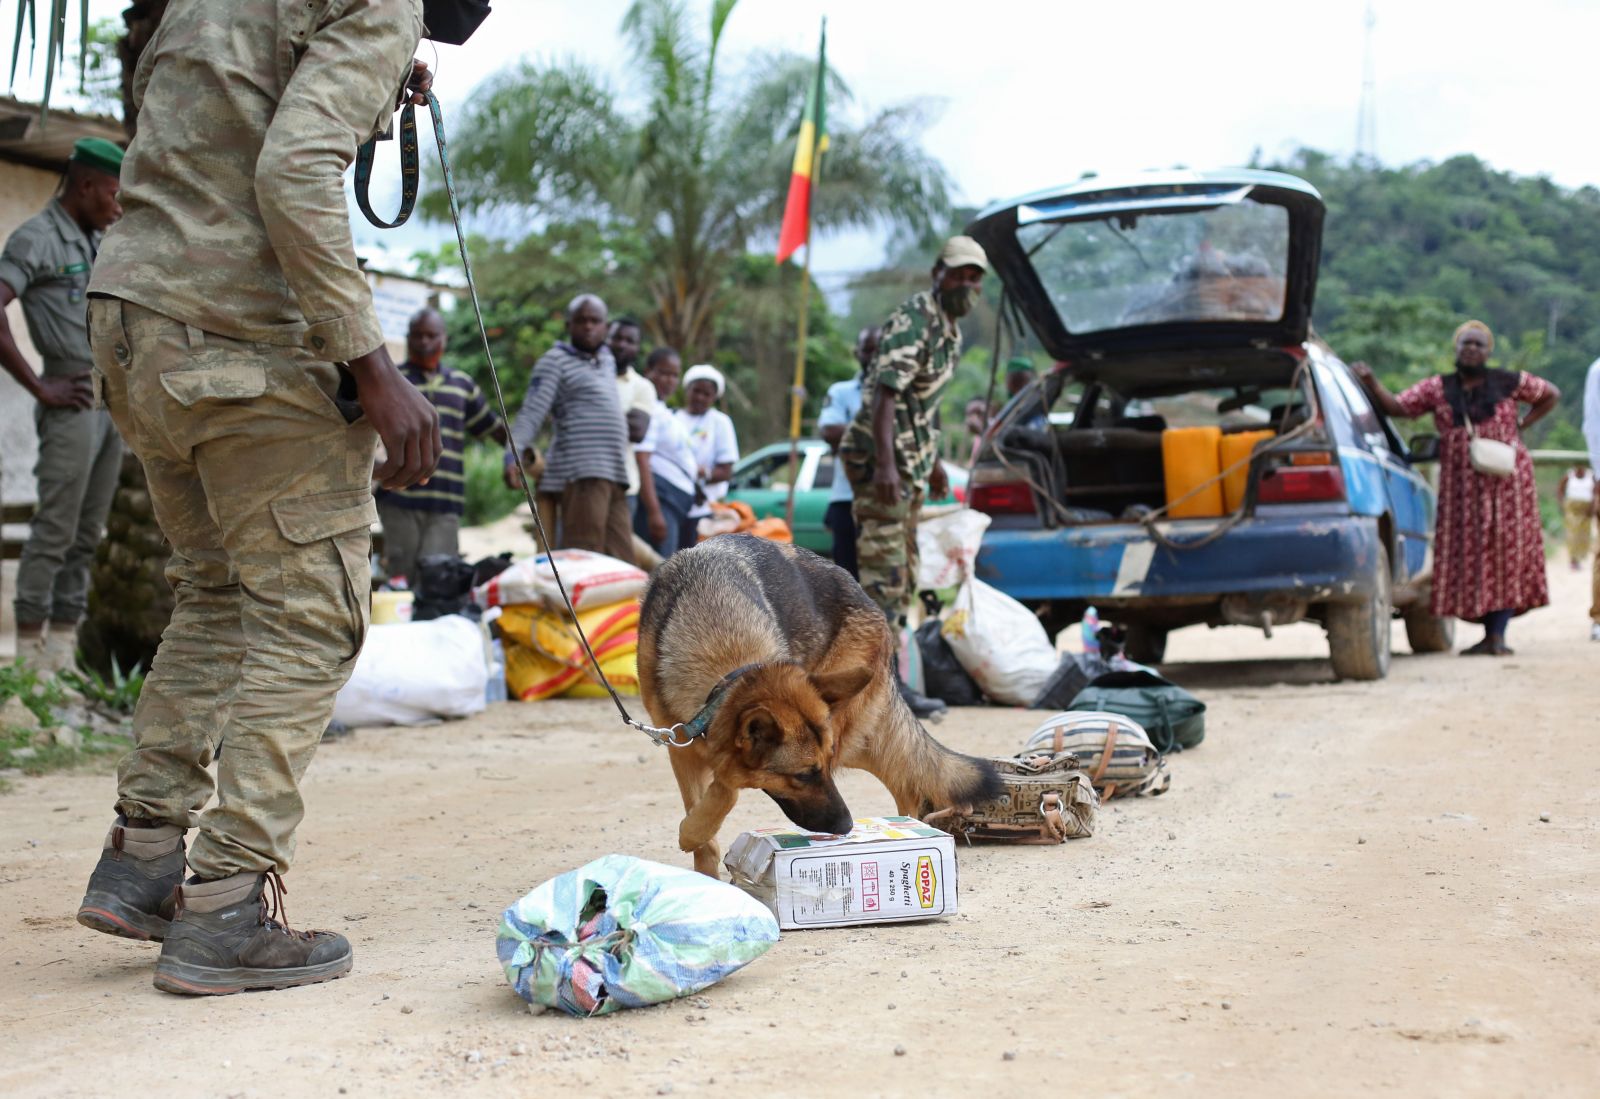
top-left (496, 854), bottom-right (780, 1016)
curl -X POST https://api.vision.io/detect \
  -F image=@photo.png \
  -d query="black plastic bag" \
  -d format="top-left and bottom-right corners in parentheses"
top-left (1029, 652), bottom-right (1111, 711)
top-left (413, 553), bottom-right (479, 621)
top-left (472, 552), bottom-right (514, 588)
top-left (916, 619), bottom-right (985, 707)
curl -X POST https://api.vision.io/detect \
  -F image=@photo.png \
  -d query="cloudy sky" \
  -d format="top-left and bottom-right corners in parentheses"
top-left (13, 0), bottom-right (1599, 281)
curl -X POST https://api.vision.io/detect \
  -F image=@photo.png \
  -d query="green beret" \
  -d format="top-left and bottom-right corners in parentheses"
top-left (1005, 356), bottom-right (1036, 374)
top-left (71, 137), bottom-right (124, 178)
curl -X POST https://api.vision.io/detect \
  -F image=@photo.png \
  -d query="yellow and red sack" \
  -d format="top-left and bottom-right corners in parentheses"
top-left (501, 599), bottom-right (641, 701)
top-left (499, 601), bottom-right (638, 655)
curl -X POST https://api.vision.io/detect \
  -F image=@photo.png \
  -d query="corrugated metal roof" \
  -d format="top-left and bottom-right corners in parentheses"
top-left (0, 95), bottom-right (124, 172)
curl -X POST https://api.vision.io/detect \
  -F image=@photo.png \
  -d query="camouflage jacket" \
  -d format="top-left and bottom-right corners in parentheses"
top-left (89, 0), bottom-right (423, 363)
top-left (840, 289), bottom-right (963, 489)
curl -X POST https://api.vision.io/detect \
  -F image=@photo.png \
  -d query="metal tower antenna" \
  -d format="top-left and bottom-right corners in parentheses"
top-left (1355, 2), bottom-right (1378, 162)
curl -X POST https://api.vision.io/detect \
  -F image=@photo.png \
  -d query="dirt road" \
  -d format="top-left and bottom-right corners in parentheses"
top-left (2, 564), bottom-right (1596, 1097)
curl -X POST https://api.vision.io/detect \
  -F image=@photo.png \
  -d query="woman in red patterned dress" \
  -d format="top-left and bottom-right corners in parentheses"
top-left (1354, 321), bottom-right (1561, 656)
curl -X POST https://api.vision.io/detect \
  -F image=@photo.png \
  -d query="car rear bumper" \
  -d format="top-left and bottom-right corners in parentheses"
top-left (975, 513), bottom-right (1382, 606)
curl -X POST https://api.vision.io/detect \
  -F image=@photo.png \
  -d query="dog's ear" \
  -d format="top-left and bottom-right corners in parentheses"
top-left (809, 666), bottom-right (873, 707)
top-left (737, 707), bottom-right (783, 756)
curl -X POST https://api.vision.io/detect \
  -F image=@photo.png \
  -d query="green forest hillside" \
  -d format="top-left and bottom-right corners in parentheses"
top-left (1272, 149), bottom-right (1599, 448)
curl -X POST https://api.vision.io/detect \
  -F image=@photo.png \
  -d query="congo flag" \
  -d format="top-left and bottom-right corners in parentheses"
top-left (775, 24), bottom-right (828, 264)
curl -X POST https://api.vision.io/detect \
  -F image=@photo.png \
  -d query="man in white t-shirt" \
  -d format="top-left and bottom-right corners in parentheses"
top-left (675, 364), bottom-right (740, 552)
top-left (610, 318), bottom-right (658, 520)
top-left (635, 348), bottom-right (701, 557)
top-left (816, 326), bottom-right (880, 578)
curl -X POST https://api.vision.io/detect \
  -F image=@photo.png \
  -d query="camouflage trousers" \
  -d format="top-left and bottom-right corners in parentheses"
top-left (851, 488), bottom-right (923, 630)
top-left (88, 299), bottom-right (376, 879)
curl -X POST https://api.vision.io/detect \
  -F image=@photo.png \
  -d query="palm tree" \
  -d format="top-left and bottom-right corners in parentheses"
top-left (430, 0), bottom-right (951, 357)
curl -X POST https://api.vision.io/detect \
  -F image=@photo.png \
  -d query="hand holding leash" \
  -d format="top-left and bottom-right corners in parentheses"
top-left (404, 60), bottom-right (433, 107)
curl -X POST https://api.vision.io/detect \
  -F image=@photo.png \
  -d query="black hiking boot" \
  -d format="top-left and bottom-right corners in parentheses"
top-left (898, 677), bottom-right (949, 723)
top-left (153, 871), bottom-right (353, 996)
top-left (76, 817), bottom-right (185, 942)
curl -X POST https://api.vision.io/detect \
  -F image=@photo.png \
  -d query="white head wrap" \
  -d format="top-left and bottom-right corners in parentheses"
top-left (682, 364), bottom-right (725, 398)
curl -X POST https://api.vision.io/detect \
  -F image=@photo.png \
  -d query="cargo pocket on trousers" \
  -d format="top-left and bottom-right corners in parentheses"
top-left (268, 489), bottom-right (378, 666)
top-left (159, 356), bottom-right (268, 407)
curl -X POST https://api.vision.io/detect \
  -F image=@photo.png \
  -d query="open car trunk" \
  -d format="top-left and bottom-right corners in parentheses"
top-left (973, 349), bottom-right (1324, 527)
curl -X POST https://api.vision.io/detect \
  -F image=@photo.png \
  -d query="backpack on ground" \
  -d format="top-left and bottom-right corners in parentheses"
top-left (924, 750), bottom-right (1098, 844)
top-left (1067, 670), bottom-right (1205, 753)
top-left (1024, 710), bottom-right (1171, 799)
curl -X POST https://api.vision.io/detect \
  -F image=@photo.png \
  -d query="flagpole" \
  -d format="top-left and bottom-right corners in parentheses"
top-left (783, 17), bottom-right (825, 533)
top-left (784, 231), bottom-right (814, 532)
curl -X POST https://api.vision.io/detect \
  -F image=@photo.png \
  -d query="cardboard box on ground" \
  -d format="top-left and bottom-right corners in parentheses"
top-left (725, 817), bottom-right (958, 930)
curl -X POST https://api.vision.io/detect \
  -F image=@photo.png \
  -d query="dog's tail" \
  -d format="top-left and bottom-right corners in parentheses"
top-left (870, 694), bottom-right (1005, 817)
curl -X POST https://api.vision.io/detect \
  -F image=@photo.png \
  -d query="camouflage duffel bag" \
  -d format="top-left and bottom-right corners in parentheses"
top-left (1024, 710), bottom-right (1171, 800)
top-left (924, 751), bottom-right (1098, 844)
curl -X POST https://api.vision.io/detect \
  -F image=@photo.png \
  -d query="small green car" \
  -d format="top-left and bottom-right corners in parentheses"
top-left (725, 439), bottom-right (968, 556)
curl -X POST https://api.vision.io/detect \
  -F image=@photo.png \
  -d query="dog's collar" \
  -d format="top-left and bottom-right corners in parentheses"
top-left (677, 663), bottom-right (763, 742)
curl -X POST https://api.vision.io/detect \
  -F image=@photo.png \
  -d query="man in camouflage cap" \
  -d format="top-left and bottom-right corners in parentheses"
top-left (0, 137), bottom-right (125, 673)
top-left (75, 0), bottom-right (443, 996)
top-left (840, 235), bottom-right (988, 720)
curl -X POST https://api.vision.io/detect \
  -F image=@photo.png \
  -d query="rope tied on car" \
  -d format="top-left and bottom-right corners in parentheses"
top-left (986, 356), bottom-right (1321, 552)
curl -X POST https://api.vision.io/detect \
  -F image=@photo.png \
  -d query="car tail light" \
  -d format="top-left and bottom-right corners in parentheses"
top-left (970, 480), bottom-right (1034, 515)
top-left (1257, 462), bottom-right (1345, 504)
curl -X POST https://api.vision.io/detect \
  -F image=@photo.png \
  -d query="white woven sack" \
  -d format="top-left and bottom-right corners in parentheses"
top-left (940, 579), bottom-right (1057, 706)
top-left (916, 508), bottom-right (991, 591)
top-left (1024, 710), bottom-right (1171, 798)
top-left (473, 550), bottom-right (646, 611)
top-left (333, 615), bottom-right (489, 727)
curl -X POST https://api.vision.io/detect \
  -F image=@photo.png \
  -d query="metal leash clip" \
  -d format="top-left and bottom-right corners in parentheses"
top-left (636, 722), bottom-right (700, 749)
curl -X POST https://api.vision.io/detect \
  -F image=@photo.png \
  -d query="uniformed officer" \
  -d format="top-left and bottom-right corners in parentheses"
top-left (0, 137), bottom-right (125, 672)
top-left (73, 0), bottom-right (462, 996)
top-left (840, 235), bottom-right (988, 718)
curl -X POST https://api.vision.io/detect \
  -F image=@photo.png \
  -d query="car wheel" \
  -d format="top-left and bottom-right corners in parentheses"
top-left (1327, 544), bottom-right (1392, 681)
top-left (1123, 623), bottom-right (1168, 665)
top-left (1403, 597), bottom-right (1455, 654)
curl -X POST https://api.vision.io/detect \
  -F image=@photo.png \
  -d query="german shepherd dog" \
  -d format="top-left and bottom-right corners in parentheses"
top-left (638, 534), bottom-right (1003, 877)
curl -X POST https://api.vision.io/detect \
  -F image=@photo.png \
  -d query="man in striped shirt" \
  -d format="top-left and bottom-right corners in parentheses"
top-left (505, 294), bottom-right (635, 564)
top-left (376, 308), bottom-right (505, 584)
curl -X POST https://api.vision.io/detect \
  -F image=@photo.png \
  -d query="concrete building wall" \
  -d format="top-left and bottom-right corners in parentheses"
top-left (1, 159), bottom-right (60, 508)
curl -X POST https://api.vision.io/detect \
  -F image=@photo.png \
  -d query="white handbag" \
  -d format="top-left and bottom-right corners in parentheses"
top-left (1462, 413), bottom-right (1515, 478)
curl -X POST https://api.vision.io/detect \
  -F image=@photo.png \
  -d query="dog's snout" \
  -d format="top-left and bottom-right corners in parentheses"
top-left (766, 791), bottom-right (855, 837)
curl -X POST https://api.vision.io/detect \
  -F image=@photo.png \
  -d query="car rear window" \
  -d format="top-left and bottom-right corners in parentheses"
top-left (1018, 199), bottom-right (1290, 334)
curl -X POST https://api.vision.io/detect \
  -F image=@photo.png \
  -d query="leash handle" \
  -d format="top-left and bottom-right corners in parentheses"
top-left (354, 104), bottom-right (422, 229)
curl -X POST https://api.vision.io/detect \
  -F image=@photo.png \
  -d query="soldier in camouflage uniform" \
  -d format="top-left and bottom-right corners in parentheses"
top-left (74, 0), bottom-right (448, 996)
top-left (0, 138), bottom-right (125, 673)
top-left (840, 236), bottom-right (988, 719)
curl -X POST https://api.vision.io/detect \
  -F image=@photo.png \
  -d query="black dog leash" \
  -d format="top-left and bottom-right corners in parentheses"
top-left (354, 94), bottom-right (707, 748)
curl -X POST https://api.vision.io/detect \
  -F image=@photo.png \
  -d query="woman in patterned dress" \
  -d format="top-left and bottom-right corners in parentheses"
top-left (1353, 320), bottom-right (1561, 656)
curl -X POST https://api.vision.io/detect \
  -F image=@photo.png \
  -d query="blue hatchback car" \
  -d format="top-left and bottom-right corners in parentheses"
top-left (965, 170), bottom-right (1448, 680)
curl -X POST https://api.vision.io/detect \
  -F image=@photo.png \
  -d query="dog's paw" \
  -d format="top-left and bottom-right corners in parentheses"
top-left (677, 821), bottom-right (703, 853)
